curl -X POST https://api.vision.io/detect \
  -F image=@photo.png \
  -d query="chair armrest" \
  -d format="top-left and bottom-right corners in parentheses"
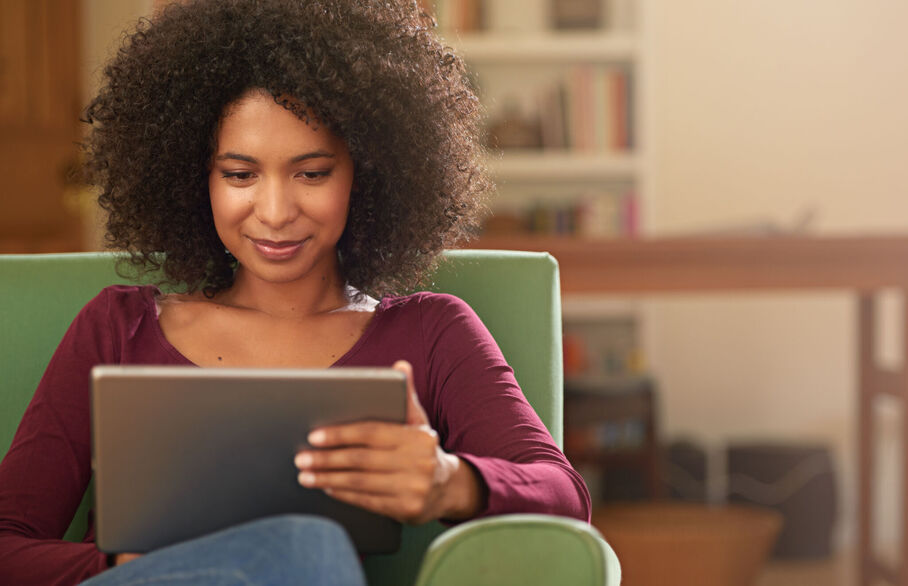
top-left (414, 514), bottom-right (621, 586)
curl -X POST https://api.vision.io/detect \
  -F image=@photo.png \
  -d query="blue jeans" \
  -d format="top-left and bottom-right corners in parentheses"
top-left (81, 515), bottom-right (367, 586)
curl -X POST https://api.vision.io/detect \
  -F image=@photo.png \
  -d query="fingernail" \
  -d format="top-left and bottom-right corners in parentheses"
top-left (298, 472), bottom-right (315, 486)
top-left (294, 453), bottom-right (312, 468)
top-left (308, 430), bottom-right (326, 445)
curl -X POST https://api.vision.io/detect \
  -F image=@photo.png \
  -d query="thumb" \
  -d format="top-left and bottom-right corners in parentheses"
top-left (393, 360), bottom-right (428, 426)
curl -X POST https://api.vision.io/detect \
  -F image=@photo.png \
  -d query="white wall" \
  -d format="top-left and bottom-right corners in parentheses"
top-left (647, 0), bottom-right (908, 234)
top-left (645, 0), bottom-right (908, 548)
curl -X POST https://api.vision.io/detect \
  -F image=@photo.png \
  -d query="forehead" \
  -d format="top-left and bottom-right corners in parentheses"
top-left (215, 90), bottom-right (343, 152)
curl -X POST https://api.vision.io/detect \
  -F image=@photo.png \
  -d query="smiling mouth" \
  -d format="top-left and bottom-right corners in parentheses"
top-left (250, 237), bottom-right (309, 260)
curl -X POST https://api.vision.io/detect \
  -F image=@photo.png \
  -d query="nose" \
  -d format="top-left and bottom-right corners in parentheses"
top-left (254, 178), bottom-right (300, 229)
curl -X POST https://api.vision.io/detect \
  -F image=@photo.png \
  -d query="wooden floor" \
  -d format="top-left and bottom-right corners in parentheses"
top-left (757, 549), bottom-right (853, 586)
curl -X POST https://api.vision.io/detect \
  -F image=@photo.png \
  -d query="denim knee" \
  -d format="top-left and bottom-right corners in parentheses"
top-left (245, 515), bottom-right (350, 543)
top-left (244, 515), bottom-right (356, 558)
top-left (81, 515), bottom-right (365, 586)
top-left (241, 515), bottom-right (363, 585)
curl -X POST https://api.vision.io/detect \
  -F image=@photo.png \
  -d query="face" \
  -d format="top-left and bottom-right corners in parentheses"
top-left (208, 90), bottom-right (354, 287)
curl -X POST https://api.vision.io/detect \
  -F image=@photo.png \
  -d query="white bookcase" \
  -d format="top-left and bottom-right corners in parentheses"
top-left (434, 0), bottom-right (653, 394)
top-left (435, 0), bottom-right (648, 239)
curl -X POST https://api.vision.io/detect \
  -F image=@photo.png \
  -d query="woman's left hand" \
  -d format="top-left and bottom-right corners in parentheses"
top-left (294, 360), bottom-right (482, 524)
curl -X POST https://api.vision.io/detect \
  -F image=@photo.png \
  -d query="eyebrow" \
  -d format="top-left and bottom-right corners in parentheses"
top-left (215, 151), bottom-right (335, 164)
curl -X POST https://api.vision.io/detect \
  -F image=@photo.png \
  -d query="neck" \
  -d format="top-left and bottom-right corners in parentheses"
top-left (220, 263), bottom-right (349, 319)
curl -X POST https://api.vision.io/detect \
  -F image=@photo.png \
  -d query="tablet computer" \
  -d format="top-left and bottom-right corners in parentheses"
top-left (90, 365), bottom-right (407, 554)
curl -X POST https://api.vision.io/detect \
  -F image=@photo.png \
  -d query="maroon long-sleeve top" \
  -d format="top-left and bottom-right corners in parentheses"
top-left (0, 285), bottom-right (590, 585)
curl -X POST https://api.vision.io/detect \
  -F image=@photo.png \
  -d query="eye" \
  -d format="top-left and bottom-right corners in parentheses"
top-left (221, 171), bottom-right (255, 181)
top-left (297, 170), bottom-right (332, 181)
top-left (220, 171), bottom-right (257, 186)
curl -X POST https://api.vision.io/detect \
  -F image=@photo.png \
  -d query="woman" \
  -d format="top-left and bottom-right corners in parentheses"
top-left (0, 1), bottom-right (590, 584)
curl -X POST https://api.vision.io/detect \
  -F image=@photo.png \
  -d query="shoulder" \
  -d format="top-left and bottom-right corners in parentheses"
top-left (81, 284), bottom-right (159, 320)
top-left (378, 291), bottom-right (487, 339)
top-left (380, 291), bottom-right (473, 313)
top-left (70, 285), bottom-right (160, 346)
top-left (379, 291), bottom-right (479, 323)
top-left (52, 285), bottom-right (160, 364)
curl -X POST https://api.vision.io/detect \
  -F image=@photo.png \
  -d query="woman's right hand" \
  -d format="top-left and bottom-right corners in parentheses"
top-left (294, 361), bottom-right (482, 524)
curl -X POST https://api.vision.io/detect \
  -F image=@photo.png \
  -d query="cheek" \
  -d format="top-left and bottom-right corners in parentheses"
top-left (312, 180), bottom-right (352, 230)
top-left (332, 189), bottom-right (352, 225)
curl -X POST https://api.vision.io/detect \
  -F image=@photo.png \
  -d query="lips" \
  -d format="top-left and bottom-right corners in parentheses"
top-left (250, 237), bottom-right (309, 261)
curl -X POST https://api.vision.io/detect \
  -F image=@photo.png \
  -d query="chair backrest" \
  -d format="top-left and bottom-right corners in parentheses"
top-left (0, 250), bottom-right (564, 586)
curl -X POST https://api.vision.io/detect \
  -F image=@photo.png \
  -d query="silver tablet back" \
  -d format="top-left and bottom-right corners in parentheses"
top-left (91, 365), bottom-right (406, 554)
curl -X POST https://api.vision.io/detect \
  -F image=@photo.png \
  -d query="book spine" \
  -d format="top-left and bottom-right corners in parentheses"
top-left (612, 67), bottom-right (628, 150)
top-left (592, 66), bottom-right (609, 152)
top-left (622, 190), bottom-right (639, 237)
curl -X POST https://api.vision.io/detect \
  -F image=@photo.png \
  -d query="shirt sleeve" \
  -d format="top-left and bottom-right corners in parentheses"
top-left (417, 294), bottom-right (591, 522)
top-left (0, 289), bottom-right (116, 585)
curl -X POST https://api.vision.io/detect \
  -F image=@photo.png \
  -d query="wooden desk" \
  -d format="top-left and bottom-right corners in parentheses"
top-left (471, 235), bottom-right (908, 586)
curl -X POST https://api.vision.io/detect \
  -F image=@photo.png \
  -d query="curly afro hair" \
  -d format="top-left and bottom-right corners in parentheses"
top-left (83, 0), bottom-right (491, 296)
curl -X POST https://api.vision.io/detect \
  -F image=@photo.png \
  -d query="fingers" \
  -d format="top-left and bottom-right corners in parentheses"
top-left (295, 447), bottom-right (399, 472)
top-left (297, 469), bottom-right (423, 498)
top-left (296, 424), bottom-right (438, 475)
top-left (294, 417), bottom-right (443, 523)
top-left (308, 420), bottom-right (436, 450)
top-left (290, 361), bottom-right (442, 524)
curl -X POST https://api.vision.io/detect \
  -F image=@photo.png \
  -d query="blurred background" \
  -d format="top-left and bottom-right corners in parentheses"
top-left (3, 0), bottom-right (908, 584)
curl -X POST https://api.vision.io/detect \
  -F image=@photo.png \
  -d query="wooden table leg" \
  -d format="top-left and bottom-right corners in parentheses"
top-left (858, 291), bottom-right (908, 586)
top-left (858, 294), bottom-right (875, 586)
top-left (902, 287), bottom-right (908, 586)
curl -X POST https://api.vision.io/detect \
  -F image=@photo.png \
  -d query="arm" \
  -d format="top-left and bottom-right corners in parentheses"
top-left (0, 290), bottom-right (116, 585)
top-left (420, 294), bottom-right (591, 522)
top-left (296, 294), bottom-right (590, 524)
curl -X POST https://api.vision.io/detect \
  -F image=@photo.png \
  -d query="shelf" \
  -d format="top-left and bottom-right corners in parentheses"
top-left (466, 235), bottom-right (908, 293)
top-left (447, 32), bottom-right (637, 62)
top-left (488, 151), bottom-right (638, 182)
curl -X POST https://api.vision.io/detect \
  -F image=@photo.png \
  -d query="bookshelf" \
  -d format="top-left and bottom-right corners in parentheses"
top-left (432, 1), bottom-right (653, 501)
top-left (432, 0), bottom-right (646, 240)
top-left (489, 151), bottom-right (638, 182)
top-left (564, 376), bottom-right (660, 501)
top-left (452, 31), bottom-right (636, 62)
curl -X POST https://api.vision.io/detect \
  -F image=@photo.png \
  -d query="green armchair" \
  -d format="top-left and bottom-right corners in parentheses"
top-left (0, 250), bottom-right (620, 586)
